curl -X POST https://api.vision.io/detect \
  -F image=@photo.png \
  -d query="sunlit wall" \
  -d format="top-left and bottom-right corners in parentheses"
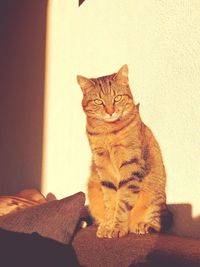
top-left (43, 0), bottom-right (200, 236)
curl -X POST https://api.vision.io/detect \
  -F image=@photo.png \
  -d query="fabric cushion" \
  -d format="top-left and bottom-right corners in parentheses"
top-left (0, 189), bottom-right (47, 216)
top-left (0, 192), bottom-right (85, 244)
top-left (0, 228), bottom-right (81, 267)
top-left (73, 226), bottom-right (200, 267)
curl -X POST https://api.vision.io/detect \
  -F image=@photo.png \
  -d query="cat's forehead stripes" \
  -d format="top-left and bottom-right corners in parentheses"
top-left (96, 75), bottom-right (115, 97)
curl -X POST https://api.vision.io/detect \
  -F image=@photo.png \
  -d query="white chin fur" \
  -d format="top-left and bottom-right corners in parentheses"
top-left (104, 115), bottom-right (120, 122)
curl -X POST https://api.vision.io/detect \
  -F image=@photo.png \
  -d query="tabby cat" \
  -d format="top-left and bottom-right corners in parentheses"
top-left (77, 65), bottom-right (171, 238)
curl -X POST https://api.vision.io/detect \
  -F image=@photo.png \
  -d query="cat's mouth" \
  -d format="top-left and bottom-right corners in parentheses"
top-left (103, 113), bottom-right (121, 122)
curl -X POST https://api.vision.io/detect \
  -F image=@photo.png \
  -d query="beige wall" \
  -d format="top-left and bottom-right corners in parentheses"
top-left (43, 0), bottom-right (200, 238)
top-left (0, 1), bottom-right (47, 195)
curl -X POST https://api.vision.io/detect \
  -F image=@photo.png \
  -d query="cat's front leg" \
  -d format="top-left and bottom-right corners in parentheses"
top-left (92, 149), bottom-right (118, 238)
top-left (129, 189), bottom-right (168, 234)
top-left (104, 188), bottom-right (132, 238)
top-left (87, 173), bottom-right (106, 226)
top-left (129, 190), bottom-right (152, 234)
top-left (109, 146), bottom-right (145, 237)
top-left (96, 185), bottom-right (117, 238)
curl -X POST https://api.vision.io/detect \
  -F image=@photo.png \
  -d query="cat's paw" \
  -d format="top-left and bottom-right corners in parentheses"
top-left (97, 224), bottom-right (128, 238)
top-left (109, 225), bottom-right (129, 238)
top-left (130, 222), bottom-right (151, 234)
top-left (130, 221), bottom-right (160, 235)
top-left (96, 223), bottom-right (113, 238)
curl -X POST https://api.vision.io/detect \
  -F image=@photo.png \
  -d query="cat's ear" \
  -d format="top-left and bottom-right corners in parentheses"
top-left (136, 103), bottom-right (140, 111)
top-left (77, 75), bottom-right (95, 94)
top-left (113, 64), bottom-right (129, 85)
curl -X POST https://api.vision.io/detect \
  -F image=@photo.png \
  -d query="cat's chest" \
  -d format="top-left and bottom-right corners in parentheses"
top-left (91, 133), bottom-right (126, 150)
top-left (89, 126), bottom-right (140, 151)
top-left (90, 133), bottom-right (134, 165)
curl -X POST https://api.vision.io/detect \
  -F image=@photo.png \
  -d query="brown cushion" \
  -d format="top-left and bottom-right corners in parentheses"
top-left (0, 189), bottom-right (47, 216)
top-left (0, 192), bottom-right (85, 244)
top-left (72, 226), bottom-right (200, 267)
top-left (0, 228), bottom-right (81, 267)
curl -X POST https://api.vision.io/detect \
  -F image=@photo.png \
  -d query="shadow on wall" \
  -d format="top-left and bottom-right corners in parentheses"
top-left (0, 0), bottom-right (48, 194)
top-left (168, 203), bottom-right (200, 239)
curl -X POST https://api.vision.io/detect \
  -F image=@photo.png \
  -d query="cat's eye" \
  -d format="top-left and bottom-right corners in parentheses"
top-left (114, 95), bottom-right (122, 102)
top-left (94, 99), bottom-right (103, 105)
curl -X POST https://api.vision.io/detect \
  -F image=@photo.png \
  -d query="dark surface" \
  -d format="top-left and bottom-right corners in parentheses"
top-left (0, 213), bottom-right (200, 267)
top-left (73, 226), bottom-right (200, 267)
top-left (0, 228), bottom-right (81, 267)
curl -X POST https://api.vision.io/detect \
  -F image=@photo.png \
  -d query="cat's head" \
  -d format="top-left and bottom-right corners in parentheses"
top-left (77, 65), bottom-right (135, 122)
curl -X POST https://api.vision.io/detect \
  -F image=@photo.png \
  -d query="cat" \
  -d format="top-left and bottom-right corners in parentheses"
top-left (77, 64), bottom-right (172, 238)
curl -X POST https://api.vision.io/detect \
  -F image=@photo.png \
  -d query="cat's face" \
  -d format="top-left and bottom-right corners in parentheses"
top-left (77, 65), bottom-right (134, 122)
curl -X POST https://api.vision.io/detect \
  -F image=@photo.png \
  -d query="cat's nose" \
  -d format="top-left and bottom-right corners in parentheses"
top-left (105, 106), bottom-right (115, 116)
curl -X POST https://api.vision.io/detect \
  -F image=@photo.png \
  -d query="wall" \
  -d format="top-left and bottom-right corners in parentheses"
top-left (43, 0), bottom-right (200, 238)
top-left (0, 0), bottom-right (47, 194)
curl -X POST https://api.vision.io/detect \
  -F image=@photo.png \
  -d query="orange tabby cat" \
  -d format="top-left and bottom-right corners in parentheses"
top-left (77, 65), bottom-right (171, 238)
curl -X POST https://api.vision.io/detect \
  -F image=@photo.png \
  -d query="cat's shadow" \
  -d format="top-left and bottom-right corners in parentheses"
top-left (168, 203), bottom-right (200, 239)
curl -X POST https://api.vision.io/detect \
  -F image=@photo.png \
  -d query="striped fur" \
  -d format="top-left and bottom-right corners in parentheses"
top-left (77, 65), bottom-right (169, 238)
